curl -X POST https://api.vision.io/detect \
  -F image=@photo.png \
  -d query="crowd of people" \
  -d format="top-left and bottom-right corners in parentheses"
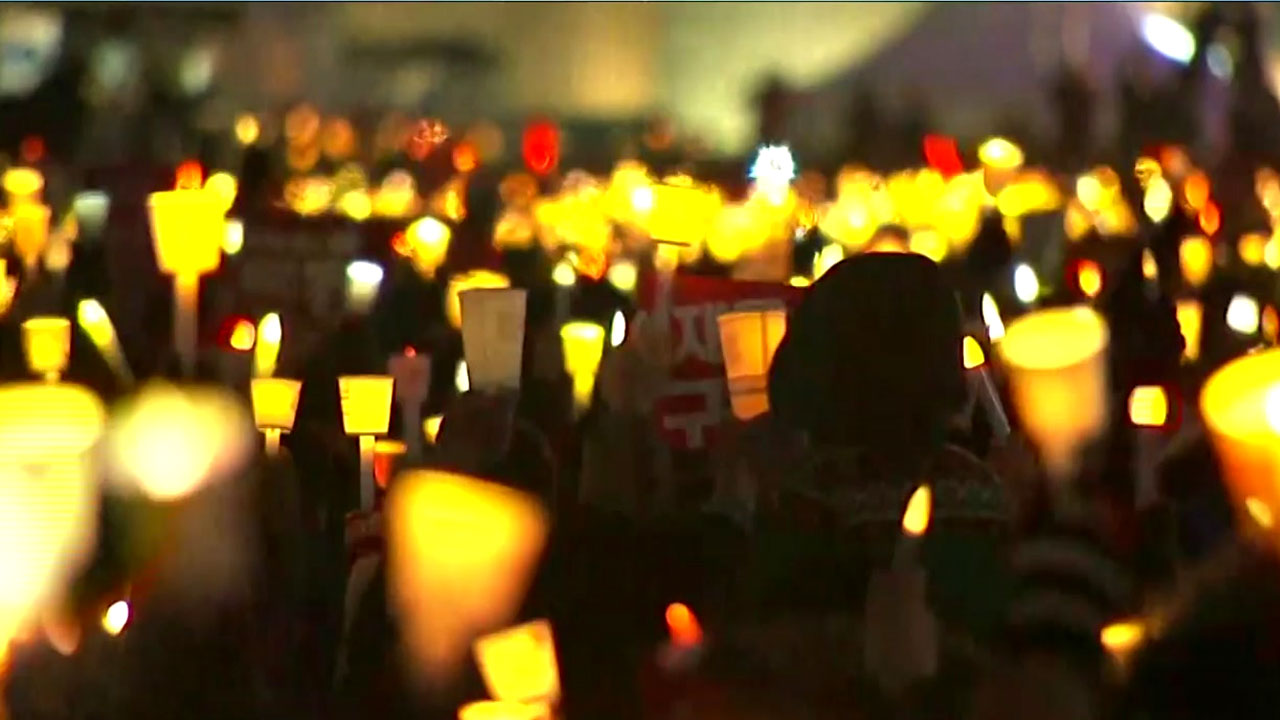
top-left (3, 4), bottom-right (1280, 720)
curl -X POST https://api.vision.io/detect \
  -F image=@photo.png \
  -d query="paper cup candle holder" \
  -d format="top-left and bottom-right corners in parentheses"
top-left (473, 619), bottom-right (560, 708)
top-left (147, 189), bottom-right (227, 377)
top-left (717, 308), bottom-right (787, 421)
top-left (338, 375), bottom-right (395, 510)
top-left (998, 306), bottom-right (1110, 484)
top-left (560, 322), bottom-right (606, 413)
top-left (388, 470), bottom-right (549, 688)
top-left (250, 378), bottom-right (302, 457)
top-left (21, 316), bottom-right (72, 382)
top-left (460, 288), bottom-right (528, 394)
top-left (1200, 348), bottom-right (1280, 537)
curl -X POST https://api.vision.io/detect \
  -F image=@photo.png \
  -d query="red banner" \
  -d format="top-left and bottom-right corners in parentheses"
top-left (637, 272), bottom-right (805, 450)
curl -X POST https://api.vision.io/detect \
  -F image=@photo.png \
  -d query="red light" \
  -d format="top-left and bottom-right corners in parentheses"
top-left (922, 134), bottom-right (964, 178)
top-left (19, 136), bottom-right (44, 164)
top-left (1198, 201), bottom-right (1221, 236)
top-left (218, 316), bottom-right (256, 352)
top-left (452, 141), bottom-right (479, 173)
top-left (175, 160), bottom-right (204, 190)
top-left (522, 120), bottom-right (560, 176)
top-left (404, 346), bottom-right (416, 358)
top-left (664, 602), bottom-right (703, 647)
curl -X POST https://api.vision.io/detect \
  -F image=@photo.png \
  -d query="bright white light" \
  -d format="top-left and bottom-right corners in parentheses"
top-left (982, 293), bottom-right (1005, 341)
top-left (749, 145), bottom-right (796, 186)
top-left (346, 260), bottom-right (384, 286)
top-left (102, 600), bottom-right (129, 636)
top-left (455, 360), bottom-right (470, 393)
top-left (1141, 14), bottom-right (1195, 65)
top-left (1227, 293), bottom-right (1260, 335)
top-left (1013, 264), bottom-right (1040, 304)
top-left (258, 312), bottom-right (282, 345)
top-left (222, 219), bottom-right (244, 255)
top-left (610, 310), bottom-right (627, 348)
top-left (1206, 43), bottom-right (1233, 80)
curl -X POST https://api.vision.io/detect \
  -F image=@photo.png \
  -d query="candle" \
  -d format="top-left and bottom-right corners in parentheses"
top-left (250, 378), bottom-right (302, 457)
top-left (457, 701), bottom-right (547, 720)
top-left (1199, 349), bottom-right (1280, 535)
top-left (338, 375), bottom-right (395, 510)
top-left (473, 619), bottom-right (560, 707)
top-left (147, 190), bottom-right (227, 377)
top-left (1128, 386), bottom-right (1169, 509)
top-left (1100, 618), bottom-right (1146, 678)
top-left (76, 299), bottom-right (133, 386)
top-left (12, 203), bottom-right (51, 275)
top-left (21, 317), bottom-right (71, 382)
top-left (716, 308), bottom-right (787, 421)
top-left (893, 484), bottom-right (932, 569)
top-left (459, 288), bottom-right (527, 394)
top-left (253, 313), bottom-right (282, 378)
top-left (962, 335), bottom-right (1011, 443)
top-left (656, 602), bottom-right (704, 673)
top-left (560, 322), bottom-right (606, 413)
top-left (344, 260), bottom-right (385, 316)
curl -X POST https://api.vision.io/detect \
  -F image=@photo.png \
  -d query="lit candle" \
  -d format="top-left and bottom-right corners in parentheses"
top-left (457, 700), bottom-right (547, 720)
top-left (1199, 348), bottom-right (1280, 534)
top-left (716, 308), bottom-right (787, 421)
top-left (1100, 618), bottom-right (1146, 678)
top-left (147, 190), bottom-right (227, 377)
top-left (1128, 386), bottom-right (1169, 509)
top-left (250, 378), bottom-right (302, 457)
top-left (12, 203), bottom-right (51, 276)
top-left (893, 485), bottom-right (932, 569)
top-left (962, 335), bottom-right (1011, 443)
top-left (345, 260), bottom-right (385, 316)
top-left (560, 322), bottom-right (606, 414)
top-left (459, 288), bottom-right (527, 394)
top-left (253, 312), bottom-right (282, 378)
top-left (656, 601), bottom-right (704, 673)
top-left (473, 619), bottom-right (560, 707)
top-left (338, 375), bottom-right (395, 509)
top-left (21, 317), bottom-right (71, 382)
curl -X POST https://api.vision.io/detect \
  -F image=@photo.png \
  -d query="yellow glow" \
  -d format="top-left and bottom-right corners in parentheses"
top-left (76, 299), bottom-right (129, 382)
top-left (387, 469), bottom-right (549, 683)
top-left (647, 184), bottom-right (719, 248)
top-left (1142, 249), bottom-right (1159, 281)
top-left (1100, 620), bottom-right (1145, 657)
top-left (560, 322), bottom-right (606, 412)
top-left (1240, 233), bottom-right (1268, 268)
top-left (900, 485), bottom-right (932, 537)
top-left (1014, 263), bottom-right (1040, 304)
top-left (234, 113), bottom-right (260, 146)
top-left (1200, 350), bottom-right (1280, 531)
top-left (630, 185), bottom-right (655, 214)
top-left (1263, 306), bottom-right (1279, 345)
top-left (12, 202), bottom-right (51, 269)
top-left (445, 270), bottom-right (510, 330)
top-left (606, 259), bottom-right (638, 294)
top-left (1176, 301), bottom-right (1203, 363)
top-left (551, 259), bottom-right (577, 287)
top-left (982, 293), bottom-right (1006, 342)
top-left (337, 375), bottom-right (395, 436)
top-left (998, 306), bottom-right (1110, 479)
top-left (789, 275), bottom-right (811, 287)
top-left (3, 166), bottom-right (44, 203)
top-left (1064, 199), bottom-right (1094, 242)
top-left (338, 190), bottom-right (373, 222)
top-left (1134, 157), bottom-right (1161, 187)
top-left (457, 701), bottom-right (545, 720)
top-left (1144, 176), bottom-right (1174, 223)
top-left (22, 316), bottom-right (71, 381)
top-left (1179, 235), bottom-right (1213, 289)
top-left (1077, 260), bottom-right (1104, 299)
top-left (228, 320), bottom-right (256, 352)
top-left (610, 310), bottom-right (627, 348)
top-left (1246, 496), bottom-right (1275, 529)
top-left (251, 378), bottom-right (301, 432)
top-left (147, 190), bottom-right (225, 277)
top-left (1076, 175), bottom-right (1105, 213)
top-left (665, 602), bottom-right (703, 647)
top-left (405, 216), bottom-right (452, 278)
top-left (105, 383), bottom-right (254, 501)
top-left (0, 382), bottom-right (104, 631)
top-left (474, 619), bottom-right (560, 705)
top-left (963, 336), bottom-right (985, 370)
top-left (254, 313), bottom-right (282, 377)
top-left (345, 260), bottom-right (384, 314)
top-left (456, 360), bottom-right (471, 393)
top-left (813, 243), bottom-right (844, 280)
top-left (373, 170), bottom-right (419, 219)
top-left (1266, 235), bottom-right (1280, 270)
top-left (908, 229), bottom-right (948, 263)
top-left (283, 175), bottom-right (335, 216)
top-left (978, 137), bottom-right (1024, 170)
top-left (996, 175), bottom-right (1062, 218)
top-left (223, 219), bottom-right (244, 255)
top-left (424, 414), bottom-right (444, 444)
top-left (1128, 386), bottom-right (1169, 427)
top-left (204, 172), bottom-right (238, 213)
top-left (1227, 294), bottom-right (1261, 335)
top-left (101, 600), bottom-right (129, 636)
top-left (717, 309), bottom-right (788, 421)
top-left (1184, 171), bottom-right (1210, 211)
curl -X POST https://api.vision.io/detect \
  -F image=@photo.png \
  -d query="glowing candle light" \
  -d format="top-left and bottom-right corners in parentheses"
top-left (204, 172), bottom-right (238, 213)
top-left (405, 216), bottom-right (452, 278)
top-left (3, 166), bottom-right (44, 205)
top-left (999, 306), bottom-right (1110, 483)
top-left (388, 470), bottom-right (549, 686)
top-left (101, 600), bottom-right (130, 637)
top-left (963, 335), bottom-right (1011, 442)
top-left (445, 269), bottom-right (510, 330)
top-left (982, 293), bottom-right (1005, 342)
top-left (147, 189), bottom-right (226, 376)
top-left (560, 322), bottom-right (606, 413)
top-left (345, 260), bottom-right (384, 315)
top-left (1013, 263), bottom-right (1040, 304)
top-left (76, 299), bottom-right (133, 386)
top-left (12, 202), bottom-right (51, 274)
top-left (253, 312), bottom-right (282, 378)
top-left (223, 219), bottom-right (245, 255)
top-left (716, 309), bottom-right (787, 421)
top-left (1128, 386), bottom-right (1169, 428)
top-left (1100, 618), bottom-right (1146, 676)
top-left (21, 317), bottom-right (71, 382)
top-left (72, 191), bottom-right (111, 239)
top-left (1176, 300), bottom-right (1203, 363)
top-left (250, 378), bottom-right (302, 456)
top-left (474, 619), bottom-right (560, 706)
top-left (457, 701), bottom-right (546, 720)
top-left (894, 485), bottom-right (932, 569)
top-left (423, 414), bottom-right (444, 444)
top-left (1200, 350), bottom-right (1280, 534)
top-left (456, 360), bottom-right (471, 393)
top-left (338, 375), bottom-right (395, 510)
top-left (606, 259), bottom-right (638, 295)
top-left (1227, 294), bottom-right (1261, 336)
top-left (609, 310), bottom-right (627, 348)
top-left (1179, 235), bottom-right (1213, 289)
top-left (1077, 260), bottom-right (1104, 299)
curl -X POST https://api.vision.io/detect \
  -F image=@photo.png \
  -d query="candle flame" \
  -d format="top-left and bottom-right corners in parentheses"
top-left (1246, 496), bottom-right (1275, 529)
top-left (1100, 619), bottom-right (1145, 656)
top-left (102, 600), bottom-right (129, 636)
top-left (228, 319), bottom-right (256, 352)
top-left (962, 335), bottom-right (985, 370)
top-left (1077, 260), bottom-right (1103, 299)
top-left (901, 485), bottom-right (932, 537)
top-left (664, 602), bottom-right (702, 647)
top-left (1128, 386), bottom-right (1169, 428)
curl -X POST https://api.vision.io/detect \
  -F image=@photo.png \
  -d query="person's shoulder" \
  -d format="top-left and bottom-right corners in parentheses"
top-left (930, 445), bottom-right (1010, 524)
